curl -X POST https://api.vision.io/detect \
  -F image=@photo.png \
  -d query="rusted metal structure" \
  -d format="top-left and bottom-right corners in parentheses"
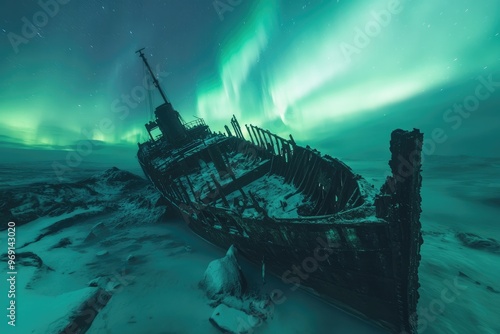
top-left (135, 49), bottom-right (423, 333)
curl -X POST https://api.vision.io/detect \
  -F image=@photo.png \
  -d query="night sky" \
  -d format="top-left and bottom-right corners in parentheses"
top-left (1, 0), bottom-right (499, 165)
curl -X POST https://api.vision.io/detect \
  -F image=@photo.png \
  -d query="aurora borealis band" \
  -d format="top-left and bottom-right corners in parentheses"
top-left (1, 0), bottom-right (499, 163)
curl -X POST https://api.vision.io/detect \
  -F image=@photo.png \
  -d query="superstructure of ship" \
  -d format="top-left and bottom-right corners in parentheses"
top-left (135, 48), bottom-right (424, 333)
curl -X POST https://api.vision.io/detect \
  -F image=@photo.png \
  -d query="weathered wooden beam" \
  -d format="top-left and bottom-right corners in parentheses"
top-left (274, 136), bottom-right (282, 157)
top-left (265, 130), bottom-right (275, 153)
top-left (248, 191), bottom-right (266, 216)
top-left (207, 144), bottom-right (229, 179)
top-left (286, 146), bottom-right (305, 184)
top-left (292, 149), bottom-right (309, 187)
top-left (307, 160), bottom-right (325, 201)
top-left (297, 151), bottom-right (316, 191)
top-left (186, 176), bottom-right (201, 202)
top-left (315, 174), bottom-right (337, 215)
top-left (245, 125), bottom-right (255, 145)
top-left (57, 288), bottom-right (112, 334)
top-left (210, 174), bottom-right (229, 207)
top-left (281, 142), bottom-right (292, 179)
top-left (255, 127), bottom-right (266, 149)
top-left (231, 115), bottom-right (244, 139)
top-left (375, 128), bottom-right (424, 333)
top-left (251, 126), bottom-right (262, 147)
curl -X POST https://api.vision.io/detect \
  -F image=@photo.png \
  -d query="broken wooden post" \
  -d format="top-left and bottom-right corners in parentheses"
top-left (208, 144), bottom-right (230, 179)
top-left (57, 288), bottom-right (112, 334)
top-left (245, 124), bottom-right (255, 145)
top-left (375, 128), bottom-right (424, 334)
top-left (211, 174), bottom-right (229, 207)
top-left (248, 191), bottom-right (266, 216)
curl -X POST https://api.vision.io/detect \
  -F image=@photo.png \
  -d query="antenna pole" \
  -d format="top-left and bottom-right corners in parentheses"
top-left (136, 48), bottom-right (169, 104)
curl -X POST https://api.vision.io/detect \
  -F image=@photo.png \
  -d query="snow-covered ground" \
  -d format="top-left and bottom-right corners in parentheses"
top-left (0, 155), bottom-right (499, 333)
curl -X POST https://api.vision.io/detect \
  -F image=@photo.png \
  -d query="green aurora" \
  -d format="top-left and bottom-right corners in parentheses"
top-left (0, 0), bottom-right (499, 162)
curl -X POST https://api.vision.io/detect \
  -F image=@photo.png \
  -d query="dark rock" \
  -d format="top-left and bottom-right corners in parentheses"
top-left (84, 222), bottom-right (110, 242)
top-left (456, 232), bottom-right (500, 254)
top-left (126, 254), bottom-right (140, 264)
top-left (96, 250), bottom-right (109, 257)
top-left (0, 251), bottom-right (54, 270)
top-left (88, 277), bottom-right (103, 287)
top-left (50, 237), bottom-right (72, 250)
top-left (486, 286), bottom-right (499, 294)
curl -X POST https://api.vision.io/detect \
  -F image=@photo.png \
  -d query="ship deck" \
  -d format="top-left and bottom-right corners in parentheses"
top-left (176, 148), bottom-right (311, 219)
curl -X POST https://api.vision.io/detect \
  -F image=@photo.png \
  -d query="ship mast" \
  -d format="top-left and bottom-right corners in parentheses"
top-left (136, 48), bottom-right (168, 104)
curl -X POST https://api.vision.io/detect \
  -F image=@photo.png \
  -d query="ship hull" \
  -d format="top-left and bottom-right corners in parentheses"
top-left (181, 204), bottom-right (401, 332)
top-left (138, 125), bottom-right (423, 333)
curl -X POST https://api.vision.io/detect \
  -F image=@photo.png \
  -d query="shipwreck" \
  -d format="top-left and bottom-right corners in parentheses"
top-left (135, 48), bottom-right (424, 333)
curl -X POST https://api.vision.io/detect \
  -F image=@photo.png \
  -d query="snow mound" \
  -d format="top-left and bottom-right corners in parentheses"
top-left (200, 245), bottom-right (247, 299)
top-left (201, 246), bottom-right (276, 333)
